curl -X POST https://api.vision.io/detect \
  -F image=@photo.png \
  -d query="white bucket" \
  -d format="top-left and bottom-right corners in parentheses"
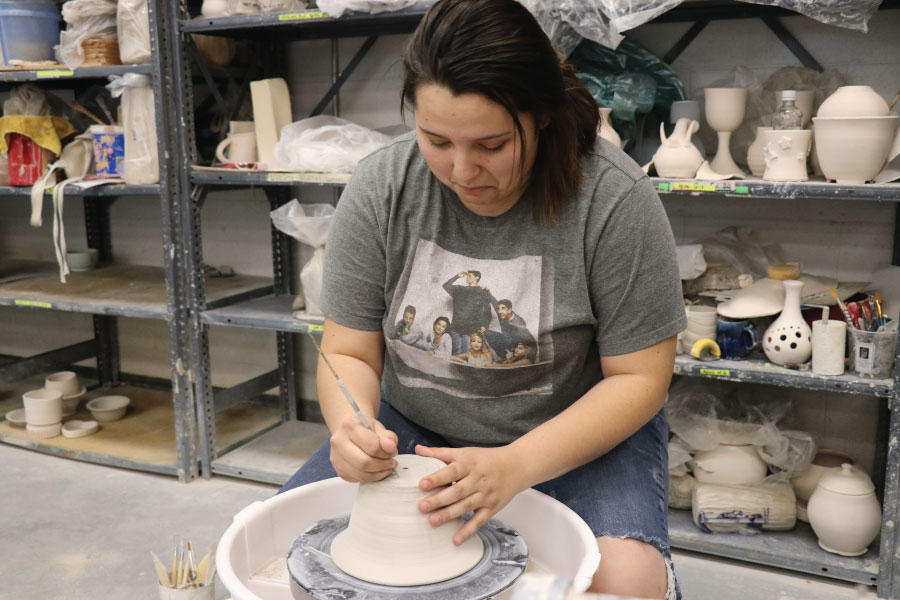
top-left (216, 477), bottom-right (600, 600)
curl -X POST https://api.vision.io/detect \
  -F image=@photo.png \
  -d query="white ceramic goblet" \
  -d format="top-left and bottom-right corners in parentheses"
top-left (704, 87), bottom-right (748, 176)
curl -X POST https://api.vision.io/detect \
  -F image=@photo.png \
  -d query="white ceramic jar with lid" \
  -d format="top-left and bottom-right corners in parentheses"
top-left (807, 464), bottom-right (881, 556)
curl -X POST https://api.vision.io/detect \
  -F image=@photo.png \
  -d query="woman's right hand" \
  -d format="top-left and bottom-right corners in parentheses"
top-left (329, 416), bottom-right (398, 482)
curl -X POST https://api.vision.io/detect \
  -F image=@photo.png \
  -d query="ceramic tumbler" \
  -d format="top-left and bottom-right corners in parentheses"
top-left (811, 320), bottom-right (846, 376)
top-left (716, 318), bottom-right (758, 360)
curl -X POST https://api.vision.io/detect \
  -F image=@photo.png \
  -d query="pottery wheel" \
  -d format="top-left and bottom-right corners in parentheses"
top-left (287, 514), bottom-right (528, 600)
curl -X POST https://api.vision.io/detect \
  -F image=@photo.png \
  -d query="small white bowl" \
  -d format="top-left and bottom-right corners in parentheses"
top-left (61, 420), bottom-right (100, 438)
top-left (26, 422), bottom-right (61, 439)
top-left (61, 387), bottom-right (87, 417)
top-left (86, 395), bottom-right (130, 422)
top-left (66, 248), bottom-right (99, 271)
top-left (45, 371), bottom-right (81, 397)
top-left (5, 408), bottom-right (26, 427)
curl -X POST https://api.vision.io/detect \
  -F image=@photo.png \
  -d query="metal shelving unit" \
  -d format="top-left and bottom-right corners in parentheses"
top-left (168, 2), bottom-right (900, 597)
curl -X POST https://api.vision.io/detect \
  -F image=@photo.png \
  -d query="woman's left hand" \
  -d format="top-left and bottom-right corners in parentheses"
top-left (414, 443), bottom-right (528, 545)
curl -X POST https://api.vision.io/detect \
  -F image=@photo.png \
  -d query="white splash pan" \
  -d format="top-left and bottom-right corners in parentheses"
top-left (217, 477), bottom-right (600, 600)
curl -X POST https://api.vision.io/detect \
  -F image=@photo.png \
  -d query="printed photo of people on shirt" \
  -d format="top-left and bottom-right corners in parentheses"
top-left (385, 239), bottom-right (552, 398)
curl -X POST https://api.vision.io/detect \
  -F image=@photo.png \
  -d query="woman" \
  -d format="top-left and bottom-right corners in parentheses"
top-left (498, 341), bottom-right (536, 366)
top-left (426, 316), bottom-right (452, 357)
top-left (281, 1), bottom-right (685, 597)
top-left (450, 331), bottom-right (494, 366)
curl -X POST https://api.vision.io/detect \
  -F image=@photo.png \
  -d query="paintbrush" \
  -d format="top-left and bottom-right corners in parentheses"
top-left (306, 331), bottom-right (373, 431)
top-left (828, 288), bottom-right (857, 329)
top-left (876, 292), bottom-right (886, 328)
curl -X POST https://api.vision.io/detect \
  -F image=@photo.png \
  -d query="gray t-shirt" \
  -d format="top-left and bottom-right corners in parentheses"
top-left (321, 131), bottom-right (686, 447)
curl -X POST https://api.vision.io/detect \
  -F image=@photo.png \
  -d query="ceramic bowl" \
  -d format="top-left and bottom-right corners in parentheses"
top-left (61, 387), bottom-right (87, 417)
top-left (812, 116), bottom-right (899, 184)
top-left (5, 408), bottom-right (26, 427)
top-left (45, 371), bottom-right (81, 397)
top-left (86, 395), bottom-right (130, 422)
top-left (61, 420), bottom-right (100, 439)
top-left (66, 248), bottom-right (98, 271)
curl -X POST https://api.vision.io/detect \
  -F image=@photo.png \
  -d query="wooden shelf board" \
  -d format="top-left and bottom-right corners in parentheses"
top-left (0, 260), bottom-right (272, 319)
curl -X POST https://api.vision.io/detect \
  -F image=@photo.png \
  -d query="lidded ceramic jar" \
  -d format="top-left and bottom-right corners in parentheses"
top-left (691, 443), bottom-right (768, 486)
top-left (816, 86), bottom-right (890, 118)
top-left (807, 464), bottom-right (881, 556)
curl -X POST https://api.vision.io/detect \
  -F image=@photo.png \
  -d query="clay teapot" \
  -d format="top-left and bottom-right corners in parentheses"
top-left (652, 118), bottom-right (704, 178)
top-left (807, 464), bottom-right (881, 556)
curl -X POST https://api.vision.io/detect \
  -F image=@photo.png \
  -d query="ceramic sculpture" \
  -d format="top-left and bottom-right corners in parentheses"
top-left (746, 126), bottom-right (772, 177)
top-left (652, 119), bottom-right (704, 178)
top-left (807, 464), bottom-right (881, 556)
top-left (763, 280), bottom-right (812, 366)
top-left (763, 129), bottom-right (812, 182)
top-left (330, 454), bottom-right (485, 586)
top-left (704, 87), bottom-right (748, 176)
top-left (597, 107), bottom-right (622, 149)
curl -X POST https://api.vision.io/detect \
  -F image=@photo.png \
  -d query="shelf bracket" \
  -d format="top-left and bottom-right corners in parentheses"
top-left (662, 19), bottom-right (709, 65)
top-left (309, 35), bottom-right (379, 118)
top-left (761, 17), bottom-right (823, 72)
top-left (213, 369), bottom-right (281, 413)
top-left (0, 340), bottom-right (97, 384)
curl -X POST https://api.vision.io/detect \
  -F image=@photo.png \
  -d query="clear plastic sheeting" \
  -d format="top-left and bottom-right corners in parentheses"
top-left (666, 378), bottom-right (816, 483)
top-left (117, 0), bottom-right (151, 65)
top-left (273, 116), bottom-right (393, 174)
top-left (316, 0), bottom-right (417, 18)
top-left (106, 74), bottom-right (159, 185)
top-left (56, 0), bottom-right (118, 69)
top-left (740, 0), bottom-right (882, 32)
top-left (519, 0), bottom-right (620, 55)
top-left (270, 201), bottom-right (335, 316)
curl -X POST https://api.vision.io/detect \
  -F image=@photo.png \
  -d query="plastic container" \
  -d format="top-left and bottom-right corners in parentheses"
top-left (216, 477), bottom-right (601, 600)
top-left (0, 1), bottom-right (61, 66)
top-left (90, 125), bottom-right (125, 177)
top-left (847, 328), bottom-right (898, 379)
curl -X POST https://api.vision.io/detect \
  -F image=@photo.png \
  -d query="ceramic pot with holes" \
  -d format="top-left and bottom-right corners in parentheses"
top-left (807, 464), bottom-right (881, 556)
top-left (763, 280), bottom-right (812, 366)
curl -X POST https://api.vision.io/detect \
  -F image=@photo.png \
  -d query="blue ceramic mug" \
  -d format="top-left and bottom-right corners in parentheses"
top-left (717, 318), bottom-right (758, 360)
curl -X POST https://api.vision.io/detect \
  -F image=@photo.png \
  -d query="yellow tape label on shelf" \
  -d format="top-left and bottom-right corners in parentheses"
top-left (700, 368), bottom-right (731, 377)
top-left (308, 324), bottom-right (324, 332)
top-left (35, 70), bottom-right (74, 78)
top-left (278, 11), bottom-right (329, 20)
top-left (15, 299), bottom-right (53, 309)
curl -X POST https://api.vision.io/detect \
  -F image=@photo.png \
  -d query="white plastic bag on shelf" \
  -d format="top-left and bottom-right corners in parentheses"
top-left (258, 0), bottom-right (307, 12)
top-left (3, 85), bottom-right (52, 116)
top-left (57, 0), bottom-right (118, 69)
top-left (273, 116), bottom-right (392, 174)
top-left (316, 0), bottom-right (416, 18)
top-left (117, 0), bottom-right (152, 65)
top-left (106, 73), bottom-right (159, 185)
top-left (270, 201), bottom-right (335, 316)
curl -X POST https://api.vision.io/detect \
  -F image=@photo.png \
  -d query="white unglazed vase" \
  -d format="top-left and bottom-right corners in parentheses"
top-left (763, 129), bottom-right (812, 182)
top-left (691, 443), bottom-right (768, 486)
top-left (746, 126), bottom-right (772, 177)
top-left (763, 279), bottom-right (812, 366)
top-left (598, 107), bottom-right (622, 149)
top-left (807, 464), bottom-right (881, 556)
top-left (817, 85), bottom-right (890, 118)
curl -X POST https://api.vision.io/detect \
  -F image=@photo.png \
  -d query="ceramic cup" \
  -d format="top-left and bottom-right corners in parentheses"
top-left (44, 371), bottom-right (80, 397)
top-left (22, 388), bottom-right (63, 426)
top-left (763, 129), bottom-right (812, 182)
top-left (216, 131), bottom-right (257, 164)
top-left (812, 319), bottom-right (846, 376)
top-left (687, 305), bottom-right (718, 327)
top-left (716, 318), bottom-right (758, 360)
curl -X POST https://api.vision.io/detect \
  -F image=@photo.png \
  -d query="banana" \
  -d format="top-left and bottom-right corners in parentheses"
top-left (690, 337), bottom-right (721, 361)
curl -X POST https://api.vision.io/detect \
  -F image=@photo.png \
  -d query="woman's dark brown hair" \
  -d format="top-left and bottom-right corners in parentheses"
top-left (402, 0), bottom-right (599, 222)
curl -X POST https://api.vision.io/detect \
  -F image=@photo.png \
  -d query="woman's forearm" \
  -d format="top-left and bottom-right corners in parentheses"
top-left (317, 353), bottom-right (383, 433)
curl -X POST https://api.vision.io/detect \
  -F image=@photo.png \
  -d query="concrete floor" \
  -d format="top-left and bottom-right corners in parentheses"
top-left (0, 443), bottom-right (879, 600)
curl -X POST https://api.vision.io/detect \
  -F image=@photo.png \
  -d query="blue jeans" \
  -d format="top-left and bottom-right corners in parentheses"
top-left (280, 401), bottom-right (678, 598)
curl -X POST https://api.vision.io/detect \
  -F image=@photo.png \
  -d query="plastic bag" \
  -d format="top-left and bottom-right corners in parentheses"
top-left (519, 0), bottom-right (620, 54)
top-left (570, 37), bottom-right (686, 150)
top-left (117, 0), bottom-right (151, 65)
top-left (270, 201), bottom-right (335, 316)
top-left (740, 0), bottom-right (881, 32)
top-left (665, 378), bottom-right (816, 483)
top-left (273, 116), bottom-right (393, 174)
top-left (258, 0), bottom-right (307, 12)
top-left (57, 0), bottom-right (118, 69)
top-left (3, 85), bottom-right (51, 117)
top-left (693, 226), bottom-right (785, 281)
top-left (106, 74), bottom-right (159, 185)
top-left (316, 0), bottom-right (416, 18)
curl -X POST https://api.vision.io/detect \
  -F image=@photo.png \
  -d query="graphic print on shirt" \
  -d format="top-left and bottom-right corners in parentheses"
top-left (386, 239), bottom-right (553, 399)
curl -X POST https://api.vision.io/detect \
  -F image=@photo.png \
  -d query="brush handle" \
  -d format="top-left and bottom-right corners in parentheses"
top-left (833, 296), bottom-right (857, 329)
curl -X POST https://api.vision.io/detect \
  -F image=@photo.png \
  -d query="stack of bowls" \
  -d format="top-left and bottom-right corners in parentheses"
top-left (812, 86), bottom-right (898, 184)
top-left (44, 371), bottom-right (86, 417)
top-left (22, 388), bottom-right (63, 438)
top-left (682, 305), bottom-right (718, 351)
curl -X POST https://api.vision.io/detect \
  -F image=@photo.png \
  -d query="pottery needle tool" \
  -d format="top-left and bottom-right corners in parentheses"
top-left (829, 288), bottom-right (857, 329)
top-left (306, 331), bottom-right (373, 431)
